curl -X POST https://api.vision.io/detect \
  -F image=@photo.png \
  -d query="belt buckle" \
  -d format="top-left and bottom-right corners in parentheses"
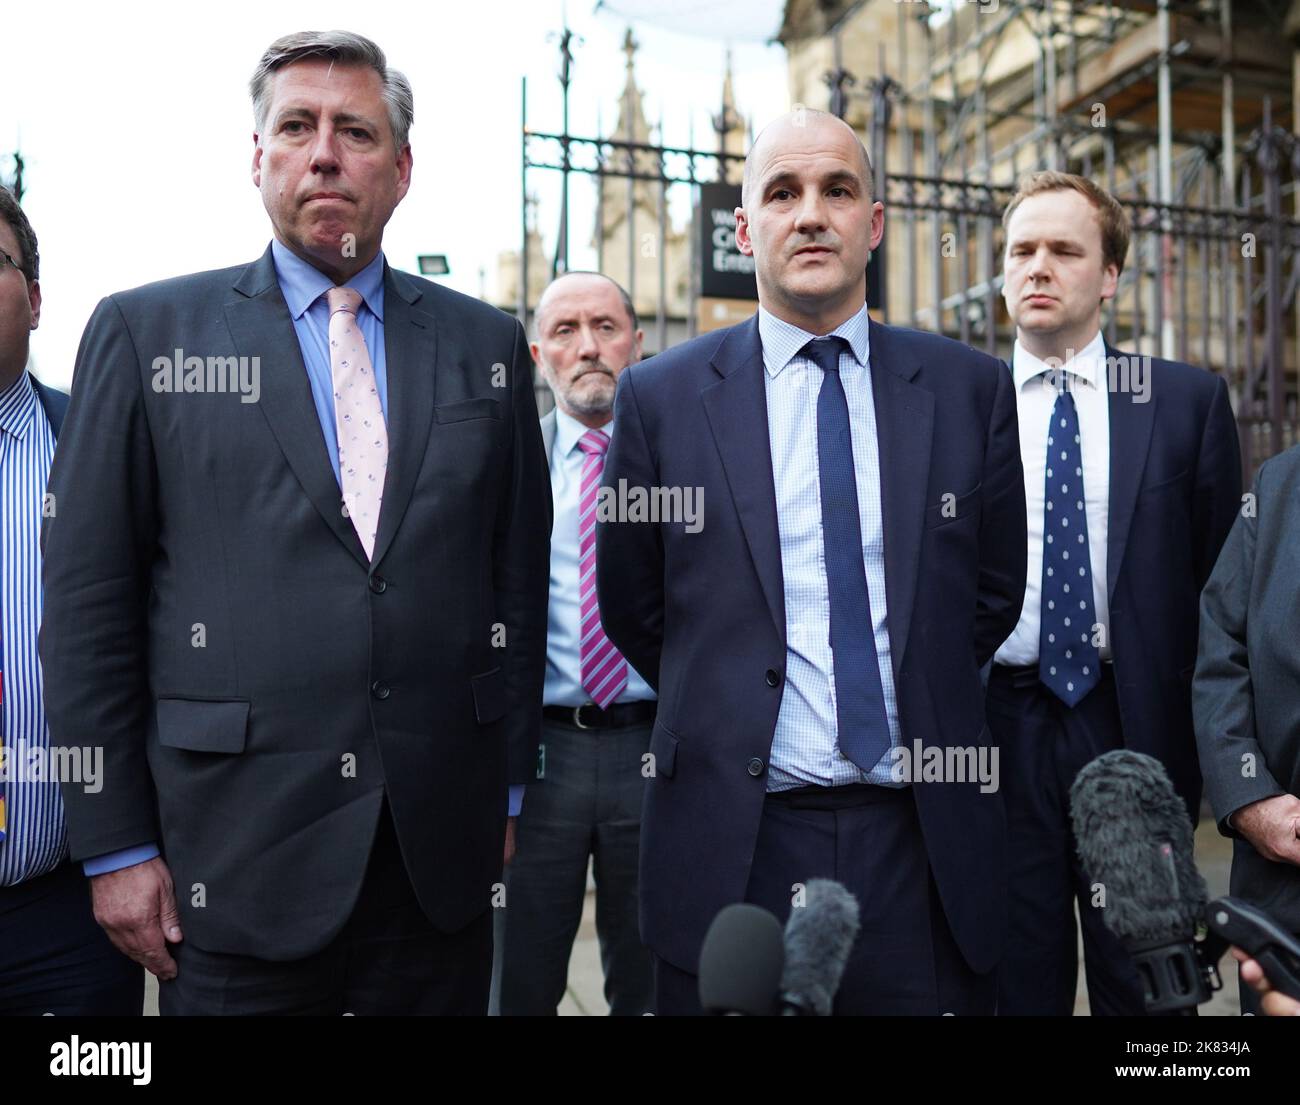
top-left (573, 704), bottom-right (594, 730)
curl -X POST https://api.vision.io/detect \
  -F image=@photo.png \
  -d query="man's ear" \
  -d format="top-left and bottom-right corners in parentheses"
top-left (394, 144), bottom-right (413, 204)
top-left (28, 279), bottom-right (41, 329)
top-left (252, 135), bottom-right (263, 188)
top-left (734, 207), bottom-right (753, 257)
top-left (1100, 261), bottom-right (1119, 304)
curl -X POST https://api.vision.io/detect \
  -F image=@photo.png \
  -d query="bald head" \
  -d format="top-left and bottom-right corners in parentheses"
top-left (733, 108), bottom-right (884, 335)
top-left (742, 110), bottom-right (874, 211)
top-left (534, 270), bottom-right (637, 339)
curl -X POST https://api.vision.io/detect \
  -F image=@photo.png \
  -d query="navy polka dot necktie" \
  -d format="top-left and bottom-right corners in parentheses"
top-left (1038, 386), bottom-right (1101, 707)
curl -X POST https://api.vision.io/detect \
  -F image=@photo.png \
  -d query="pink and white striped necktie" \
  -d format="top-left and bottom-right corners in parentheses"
top-left (577, 429), bottom-right (627, 708)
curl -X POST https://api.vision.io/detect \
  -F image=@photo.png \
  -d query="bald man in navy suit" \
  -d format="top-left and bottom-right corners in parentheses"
top-left (597, 111), bottom-right (1027, 1015)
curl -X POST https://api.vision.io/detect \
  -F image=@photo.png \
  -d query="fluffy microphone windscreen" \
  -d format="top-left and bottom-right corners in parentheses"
top-left (697, 903), bottom-right (786, 1015)
top-left (780, 879), bottom-right (861, 1016)
top-left (1069, 749), bottom-right (1207, 945)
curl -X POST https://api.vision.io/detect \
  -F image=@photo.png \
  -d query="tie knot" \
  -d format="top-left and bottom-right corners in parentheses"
top-left (800, 336), bottom-right (850, 376)
top-left (577, 429), bottom-right (610, 457)
top-left (326, 285), bottom-right (363, 317)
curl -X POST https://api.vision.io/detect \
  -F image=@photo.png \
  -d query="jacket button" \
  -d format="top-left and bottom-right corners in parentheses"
top-left (371, 681), bottom-right (391, 700)
top-left (369, 575), bottom-right (387, 594)
top-left (747, 758), bottom-right (765, 777)
top-left (765, 669), bottom-right (780, 687)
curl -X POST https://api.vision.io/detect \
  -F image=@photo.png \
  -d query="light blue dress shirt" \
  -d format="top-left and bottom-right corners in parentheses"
top-left (271, 240), bottom-right (390, 481)
top-left (0, 372), bottom-right (65, 886)
top-left (543, 406), bottom-right (656, 706)
top-left (759, 304), bottom-right (904, 791)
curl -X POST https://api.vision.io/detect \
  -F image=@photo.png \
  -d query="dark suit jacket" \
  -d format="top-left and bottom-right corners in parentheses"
top-left (32, 374), bottom-right (69, 436)
top-left (596, 313), bottom-right (1028, 976)
top-left (40, 244), bottom-right (551, 960)
top-left (1012, 345), bottom-right (1241, 820)
top-left (540, 407), bottom-right (557, 466)
top-left (1194, 445), bottom-right (1300, 926)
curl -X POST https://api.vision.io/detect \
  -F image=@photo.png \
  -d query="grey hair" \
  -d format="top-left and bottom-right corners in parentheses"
top-left (250, 30), bottom-right (414, 151)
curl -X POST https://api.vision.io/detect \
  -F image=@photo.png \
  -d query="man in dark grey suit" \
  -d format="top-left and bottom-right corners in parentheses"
top-left (491, 272), bottom-right (655, 1015)
top-left (40, 30), bottom-right (550, 1015)
top-left (1195, 446), bottom-right (1300, 1016)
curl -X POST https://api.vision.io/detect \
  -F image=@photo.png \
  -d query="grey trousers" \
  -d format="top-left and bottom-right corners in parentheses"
top-left (490, 715), bottom-right (654, 1016)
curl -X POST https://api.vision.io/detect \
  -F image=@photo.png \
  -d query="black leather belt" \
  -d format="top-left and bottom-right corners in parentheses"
top-left (992, 660), bottom-right (1114, 689)
top-left (765, 782), bottom-right (911, 810)
top-left (543, 701), bottom-right (657, 730)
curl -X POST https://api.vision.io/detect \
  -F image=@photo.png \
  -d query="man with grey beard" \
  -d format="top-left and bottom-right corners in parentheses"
top-left (490, 272), bottom-right (655, 1015)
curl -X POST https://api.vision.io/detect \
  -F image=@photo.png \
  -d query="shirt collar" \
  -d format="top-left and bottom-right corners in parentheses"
top-left (1012, 330), bottom-right (1107, 392)
top-left (270, 239), bottom-right (386, 323)
top-left (757, 303), bottom-right (871, 379)
top-left (553, 404), bottom-right (613, 461)
top-left (0, 369), bottom-right (37, 440)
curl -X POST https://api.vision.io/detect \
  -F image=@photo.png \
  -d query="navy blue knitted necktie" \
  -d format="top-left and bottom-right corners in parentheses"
top-left (802, 336), bottom-right (890, 771)
top-left (1038, 385), bottom-right (1101, 706)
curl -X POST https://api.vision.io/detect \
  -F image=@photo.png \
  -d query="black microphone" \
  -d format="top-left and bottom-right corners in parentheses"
top-left (779, 879), bottom-right (861, 1016)
top-left (1069, 749), bottom-right (1220, 1014)
top-left (697, 903), bottom-right (786, 1015)
top-left (1204, 896), bottom-right (1300, 1001)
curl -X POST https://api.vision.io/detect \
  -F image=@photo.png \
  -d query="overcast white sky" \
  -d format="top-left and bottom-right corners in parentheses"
top-left (5, 0), bottom-right (789, 388)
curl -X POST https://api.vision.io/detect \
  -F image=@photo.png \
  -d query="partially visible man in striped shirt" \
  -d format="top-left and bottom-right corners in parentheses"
top-left (0, 187), bottom-right (141, 1014)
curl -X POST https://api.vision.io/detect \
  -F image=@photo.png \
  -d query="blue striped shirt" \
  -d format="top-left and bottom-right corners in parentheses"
top-left (0, 370), bottom-right (63, 886)
top-left (758, 305), bottom-right (904, 791)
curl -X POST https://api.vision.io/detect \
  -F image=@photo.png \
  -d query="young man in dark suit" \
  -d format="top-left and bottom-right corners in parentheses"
top-left (990, 172), bottom-right (1240, 1015)
top-left (597, 110), bottom-right (1028, 1015)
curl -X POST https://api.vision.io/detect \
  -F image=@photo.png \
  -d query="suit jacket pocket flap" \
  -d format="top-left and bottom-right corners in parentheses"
top-left (156, 698), bottom-right (250, 753)
top-left (649, 719), bottom-right (678, 778)
top-left (926, 481), bottom-right (982, 528)
top-left (436, 398), bottom-right (501, 424)
top-left (470, 667), bottom-right (509, 724)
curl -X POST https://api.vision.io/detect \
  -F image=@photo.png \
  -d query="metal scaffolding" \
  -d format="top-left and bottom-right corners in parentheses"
top-left (790, 0), bottom-right (1300, 474)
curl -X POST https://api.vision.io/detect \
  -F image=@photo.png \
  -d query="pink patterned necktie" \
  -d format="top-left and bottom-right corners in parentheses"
top-left (577, 429), bottom-right (627, 708)
top-left (327, 285), bottom-right (388, 560)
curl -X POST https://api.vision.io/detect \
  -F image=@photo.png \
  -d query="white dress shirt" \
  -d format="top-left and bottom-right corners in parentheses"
top-left (995, 330), bottom-right (1113, 665)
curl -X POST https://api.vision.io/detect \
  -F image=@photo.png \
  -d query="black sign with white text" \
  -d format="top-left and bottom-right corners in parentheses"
top-left (699, 183), bottom-right (757, 300)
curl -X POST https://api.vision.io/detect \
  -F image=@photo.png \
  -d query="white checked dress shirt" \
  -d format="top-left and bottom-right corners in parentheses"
top-left (759, 305), bottom-right (903, 791)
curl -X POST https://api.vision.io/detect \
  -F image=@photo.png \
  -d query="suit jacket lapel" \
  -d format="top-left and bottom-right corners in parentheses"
top-left (224, 246), bottom-right (368, 568)
top-left (701, 316), bottom-right (786, 642)
top-left (369, 265), bottom-right (437, 568)
top-left (1104, 342), bottom-right (1155, 599)
top-left (32, 376), bottom-right (68, 438)
top-left (868, 320), bottom-right (932, 674)
top-left (540, 408), bottom-right (557, 466)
